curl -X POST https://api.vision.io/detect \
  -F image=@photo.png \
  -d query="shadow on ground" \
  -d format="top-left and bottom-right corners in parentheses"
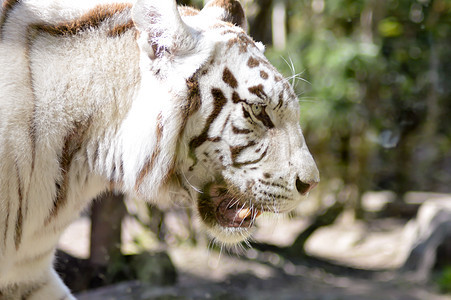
top-left (74, 250), bottom-right (448, 300)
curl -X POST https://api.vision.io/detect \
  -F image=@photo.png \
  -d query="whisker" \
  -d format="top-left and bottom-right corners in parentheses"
top-left (281, 54), bottom-right (303, 89)
top-left (286, 73), bottom-right (311, 86)
top-left (242, 235), bottom-right (252, 249)
top-left (207, 238), bottom-right (215, 253)
top-left (167, 189), bottom-right (193, 208)
top-left (251, 204), bottom-right (259, 225)
top-left (280, 56), bottom-right (294, 87)
top-left (297, 96), bottom-right (321, 102)
top-left (289, 55), bottom-right (297, 87)
top-left (228, 198), bottom-right (240, 208)
top-left (218, 242), bottom-right (224, 264)
top-left (181, 171), bottom-right (202, 194)
top-left (247, 233), bottom-right (256, 244)
top-left (235, 241), bottom-right (246, 256)
top-left (207, 238), bottom-right (218, 267)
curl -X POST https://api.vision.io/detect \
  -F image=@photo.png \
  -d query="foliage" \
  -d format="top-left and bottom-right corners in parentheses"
top-left (264, 0), bottom-right (451, 203)
top-left (437, 265), bottom-right (451, 293)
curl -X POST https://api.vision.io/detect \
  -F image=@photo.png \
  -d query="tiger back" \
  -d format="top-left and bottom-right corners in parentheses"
top-left (0, 0), bottom-right (319, 298)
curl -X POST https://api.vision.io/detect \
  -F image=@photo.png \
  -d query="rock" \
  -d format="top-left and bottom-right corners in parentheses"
top-left (404, 192), bottom-right (451, 205)
top-left (304, 217), bottom-right (409, 270)
top-left (55, 249), bottom-right (101, 292)
top-left (128, 252), bottom-right (177, 286)
top-left (361, 191), bottom-right (450, 219)
top-left (104, 251), bottom-right (177, 287)
top-left (75, 280), bottom-right (246, 300)
top-left (401, 196), bottom-right (451, 280)
top-left (362, 190), bottom-right (420, 218)
top-left (56, 250), bottom-right (176, 293)
top-left (362, 191), bottom-right (397, 212)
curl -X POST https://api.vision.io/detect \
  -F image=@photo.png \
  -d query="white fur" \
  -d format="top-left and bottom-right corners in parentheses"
top-left (0, 0), bottom-right (319, 298)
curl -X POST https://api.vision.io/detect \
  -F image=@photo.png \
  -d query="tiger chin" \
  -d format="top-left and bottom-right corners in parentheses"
top-left (0, 0), bottom-right (318, 298)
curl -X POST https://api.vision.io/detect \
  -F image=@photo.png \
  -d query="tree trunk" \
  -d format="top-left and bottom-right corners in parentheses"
top-left (272, 1), bottom-right (286, 50)
top-left (249, 0), bottom-right (273, 45)
top-left (90, 192), bottom-right (127, 266)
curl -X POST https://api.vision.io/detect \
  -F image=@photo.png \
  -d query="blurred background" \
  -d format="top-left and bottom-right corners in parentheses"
top-left (59, 0), bottom-right (451, 299)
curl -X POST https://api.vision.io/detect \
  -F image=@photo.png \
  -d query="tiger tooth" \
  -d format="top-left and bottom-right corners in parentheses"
top-left (238, 208), bottom-right (252, 219)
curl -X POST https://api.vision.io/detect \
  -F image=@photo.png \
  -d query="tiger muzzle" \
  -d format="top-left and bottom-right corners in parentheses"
top-left (199, 184), bottom-right (262, 229)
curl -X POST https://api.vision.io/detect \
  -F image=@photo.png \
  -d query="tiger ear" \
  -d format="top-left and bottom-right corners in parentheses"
top-left (132, 0), bottom-right (196, 59)
top-left (201, 0), bottom-right (247, 31)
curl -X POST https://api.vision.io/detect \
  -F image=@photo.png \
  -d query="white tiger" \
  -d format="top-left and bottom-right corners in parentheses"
top-left (0, 0), bottom-right (319, 298)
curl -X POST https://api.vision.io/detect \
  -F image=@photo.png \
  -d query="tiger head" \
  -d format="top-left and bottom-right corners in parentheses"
top-left (131, 0), bottom-right (319, 244)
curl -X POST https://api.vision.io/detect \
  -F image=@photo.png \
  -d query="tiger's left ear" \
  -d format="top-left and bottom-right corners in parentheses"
top-left (132, 0), bottom-right (197, 59)
top-left (201, 0), bottom-right (247, 31)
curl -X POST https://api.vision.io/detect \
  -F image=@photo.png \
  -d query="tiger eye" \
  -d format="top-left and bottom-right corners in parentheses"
top-left (251, 104), bottom-right (263, 116)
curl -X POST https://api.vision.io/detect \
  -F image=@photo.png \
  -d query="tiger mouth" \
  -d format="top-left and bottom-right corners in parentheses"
top-left (198, 184), bottom-right (262, 229)
top-left (214, 193), bottom-right (262, 228)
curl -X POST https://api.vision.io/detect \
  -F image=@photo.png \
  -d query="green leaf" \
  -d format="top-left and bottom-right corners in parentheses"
top-left (378, 18), bottom-right (404, 37)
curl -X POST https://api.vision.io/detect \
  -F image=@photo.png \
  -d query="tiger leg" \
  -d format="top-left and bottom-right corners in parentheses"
top-left (0, 268), bottom-right (74, 300)
top-left (26, 268), bottom-right (75, 300)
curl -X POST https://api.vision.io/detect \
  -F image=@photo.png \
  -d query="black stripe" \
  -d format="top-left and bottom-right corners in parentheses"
top-left (248, 84), bottom-right (267, 100)
top-left (220, 113), bottom-right (231, 135)
top-left (232, 91), bottom-right (245, 104)
top-left (255, 106), bottom-right (274, 129)
top-left (14, 161), bottom-right (23, 250)
top-left (0, 0), bottom-right (21, 40)
top-left (180, 72), bottom-right (202, 139)
top-left (260, 190), bottom-right (289, 200)
top-left (3, 195), bottom-right (10, 250)
top-left (232, 147), bottom-right (268, 168)
top-left (45, 119), bottom-right (91, 225)
top-left (135, 114), bottom-right (164, 189)
top-left (108, 19), bottom-right (135, 37)
top-left (275, 92), bottom-right (284, 110)
top-left (188, 88), bottom-right (227, 169)
top-left (230, 141), bottom-right (256, 163)
top-left (231, 124), bottom-right (251, 134)
top-left (26, 24), bottom-right (38, 221)
top-left (30, 4), bottom-right (132, 37)
top-left (258, 179), bottom-right (290, 192)
top-left (222, 67), bottom-right (238, 88)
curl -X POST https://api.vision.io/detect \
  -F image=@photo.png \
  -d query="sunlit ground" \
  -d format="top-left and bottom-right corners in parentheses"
top-left (60, 191), bottom-right (451, 299)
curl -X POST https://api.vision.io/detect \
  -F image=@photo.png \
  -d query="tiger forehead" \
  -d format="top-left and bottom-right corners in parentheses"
top-left (207, 29), bottom-right (297, 104)
top-left (247, 56), bottom-right (298, 101)
top-left (220, 55), bottom-right (289, 89)
top-left (219, 66), bottom-right (295, 110)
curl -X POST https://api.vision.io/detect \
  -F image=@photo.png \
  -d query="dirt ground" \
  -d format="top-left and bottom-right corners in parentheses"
top-left (59, 210), bottom-right (451, 300)
top-left (74, 245), bottom-right (449, 300)
top-left (75, 271), bottom-right (448, 300)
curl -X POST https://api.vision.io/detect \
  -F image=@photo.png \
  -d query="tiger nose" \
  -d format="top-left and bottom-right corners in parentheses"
top-left (295, 177), bottom-right (318, 195)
